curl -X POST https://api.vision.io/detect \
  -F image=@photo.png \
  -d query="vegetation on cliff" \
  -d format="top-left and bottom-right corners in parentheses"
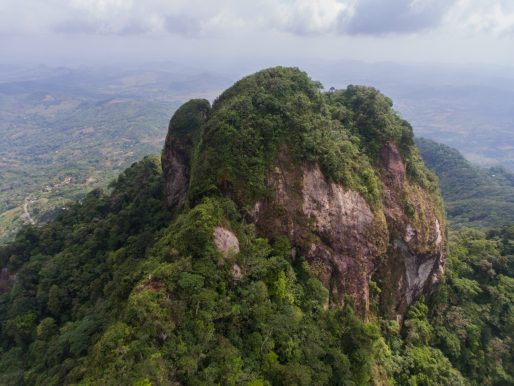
top-left (1, 156), bottom-right (513, 385)
top-left (189, 67), bottom-right (437, 208)
top-left (0, 158), bottom-right (388, 385)
top-left (0, 67), bottom-right (512, 385)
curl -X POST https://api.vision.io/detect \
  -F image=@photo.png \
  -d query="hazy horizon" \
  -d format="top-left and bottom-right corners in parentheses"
top-left (3, 0), bottom-right (514, 174)
top-left (2, 0), bottom-right (514, 71)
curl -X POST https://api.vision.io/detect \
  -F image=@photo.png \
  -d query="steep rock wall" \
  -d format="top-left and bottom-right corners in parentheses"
top-left (378, 142), bottom-right (446, 320)
top-left (162, 99), bottom-right (210, 208)
top-left (247, 145), bottom-right (445, 318)
top-left (161, 67), bottom-right (447, 320)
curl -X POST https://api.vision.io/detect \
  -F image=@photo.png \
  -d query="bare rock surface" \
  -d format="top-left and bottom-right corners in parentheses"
top-left (213, 226), bottom-right (240, 257)
top-left (162, 99), bottom-right (210, 209)
top-left (232, 264), bottom-right (242, 281)
top-left (162, 142), bottom-right (190, 208)
top-left (248, 145), bottom-right (446, 319)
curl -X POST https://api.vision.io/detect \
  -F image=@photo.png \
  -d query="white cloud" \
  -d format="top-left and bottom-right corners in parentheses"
top-left (2, 0), bottom-right (514, 38)
top-left (467, 3), bottom-right (514, 35)
top-left (273, 0), bottom-right (356, 35)
top-left (445, 0), bottom-right (514, 36)
top-left (69, 0), bottom-right (133, 18)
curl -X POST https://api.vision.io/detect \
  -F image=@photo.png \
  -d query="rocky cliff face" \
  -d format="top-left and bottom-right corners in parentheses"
top-left (378, 142), bottom-right (446, 320)
top-left (161, 67), bottom-right (447, 320)
top-left (250, 147), bottom-right (387, 315)
top-left (247, 142), bottom-right (445, 320)
top-left (162, 99), bottom-right (210, 208)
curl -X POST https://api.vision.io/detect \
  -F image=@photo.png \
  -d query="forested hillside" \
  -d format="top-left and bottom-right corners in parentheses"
top-left (2, 158), bottom-right (513, 385)
top-left (0, 68), bottom-right (513, 385)
top-left (0, 157), bottom-right (392, 384)
top-left (417, 138), bottom-right (514, 228)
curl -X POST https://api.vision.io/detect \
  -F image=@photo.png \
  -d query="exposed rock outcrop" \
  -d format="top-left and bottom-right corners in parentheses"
top-left (247, 147), bottom-right (388, 314)
top-left (232, 264), bottom-right (243, 281)
top-left (162, 141), bottom-right (190, 208)
top-left (246, 144), bottom-right (445, 318)
top-left (377, 142), bottom-right (446, 320)
top-left (161, 67), bottom-right (447, 320)
top-left (162, 99), bottom-right (210, 208)
top-left (213, 226), bottom-right (240, 257)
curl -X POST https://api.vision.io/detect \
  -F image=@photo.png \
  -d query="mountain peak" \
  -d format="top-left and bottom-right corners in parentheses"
top-left (162, 67), bottom-right (446, 318)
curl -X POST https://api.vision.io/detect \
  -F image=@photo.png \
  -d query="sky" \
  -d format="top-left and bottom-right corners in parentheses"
top-left (2, 0), bottom-right (514, 70)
